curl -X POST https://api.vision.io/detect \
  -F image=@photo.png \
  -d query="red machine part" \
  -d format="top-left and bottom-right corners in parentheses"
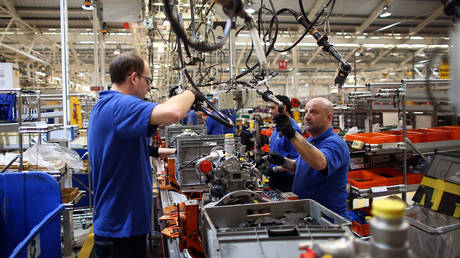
top-left (199, 160), bottom-right (213, 173)
top-left (299, 247), bottom-right (316, 258)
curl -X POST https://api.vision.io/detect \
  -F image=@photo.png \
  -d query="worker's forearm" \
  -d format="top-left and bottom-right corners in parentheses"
top-left (150, 90), bottom-right (195, 125)
top-left (291, 132), bottom-right (327, 170)
top-left (164, 90), bottom-right (195, 117)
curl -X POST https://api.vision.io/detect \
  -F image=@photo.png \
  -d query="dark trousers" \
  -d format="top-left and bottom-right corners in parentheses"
top-left (94, 234), bottom-right (147, 258)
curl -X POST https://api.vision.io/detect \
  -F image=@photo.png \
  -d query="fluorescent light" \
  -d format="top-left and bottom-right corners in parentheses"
top-left (370, 36), bottom-right (380, 39)
top-left (335, 43), bottom-right (360, 47)
top-left (410, 36), bottom-right (424, 40)
top-left (428, 45), bottom-right (449, 48)
top-left (35, 71), bottom-right (46, 76)
top-left (376, 21), bottom-right (403, 32)
top-left (297, 43), bottom-right (318, 47)
top-left (363, 44), bottom-right (393, 48)
top-left (357, 36), bottom-right (366, 39)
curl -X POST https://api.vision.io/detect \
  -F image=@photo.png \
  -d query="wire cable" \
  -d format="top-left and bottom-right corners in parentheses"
top-left (163, 0), bottom-right (232, 52)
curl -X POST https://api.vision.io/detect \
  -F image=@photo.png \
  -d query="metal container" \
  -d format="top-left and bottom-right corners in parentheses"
top-left (200, 199), bottom-right (351, 258)
top-left (405, 204), bottom-right (460, 258)
top-left (370, 199), bottom-right (410, 258)
top-left (164, 125), bottom-right (205, 147)
top-left (175, 135), bottom-right (239, 191)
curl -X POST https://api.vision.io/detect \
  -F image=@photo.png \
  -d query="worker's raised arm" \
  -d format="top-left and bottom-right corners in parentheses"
top-left (149, 90), bottom-right (195, 125)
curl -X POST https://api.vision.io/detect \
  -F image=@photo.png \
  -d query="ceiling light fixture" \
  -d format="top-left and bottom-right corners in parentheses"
top-left (379, 5), bottom-right (391, 18)
top-left (245, 8), bottom-right (256, 14)
top-left (82, 0), bottom-right (94, 10)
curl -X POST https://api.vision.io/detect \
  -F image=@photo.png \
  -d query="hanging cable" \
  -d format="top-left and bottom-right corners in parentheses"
top-left (163, 0), bottom-right (232, 52)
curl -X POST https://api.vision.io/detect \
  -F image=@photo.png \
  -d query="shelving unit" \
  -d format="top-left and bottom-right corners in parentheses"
top-left (347, 79), bottom-right (456, 202)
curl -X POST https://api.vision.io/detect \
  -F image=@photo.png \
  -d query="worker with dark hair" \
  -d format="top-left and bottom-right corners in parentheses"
top-left (263, 95), bottom-right (301, 192)
top-left (88, 53), bottom-right (203, 257)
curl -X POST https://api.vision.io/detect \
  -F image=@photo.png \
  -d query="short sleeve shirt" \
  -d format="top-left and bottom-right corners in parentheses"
top-left (205, 112), bottom-right (224, 135)
top-left (292, 127), bottom-right (350, 219)
top-left (88, 91), bottom-right (158, 237)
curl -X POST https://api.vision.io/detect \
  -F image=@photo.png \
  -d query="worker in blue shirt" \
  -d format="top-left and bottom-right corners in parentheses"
top-left (264, 95), bottom-right (301, 192)
top-left (221, 109), bottom-right (237, 135)
top-left (186, 109), bottom-right (198, 125)
top-left (205, 110), bottom-right (224, 135)
top-left (88, 53), bottom-right (202, 257)
top-left (268, 97), bottom-right (350, 219)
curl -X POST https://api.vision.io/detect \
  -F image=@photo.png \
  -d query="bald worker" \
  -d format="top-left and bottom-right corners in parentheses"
top-left (268, 97), bottom-right (350, 219)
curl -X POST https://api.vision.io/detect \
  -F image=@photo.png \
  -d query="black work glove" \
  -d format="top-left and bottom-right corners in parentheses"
top-left (262, 167), bottom-right (277, 177)
top-left (267, 152), bottom-right (285, 166)
top-left (149, 146), bottom-right (159, 157)
top-left (274, 113), bottom-right (296, 140)
top-left (169, 85), bottom-right (183, 98)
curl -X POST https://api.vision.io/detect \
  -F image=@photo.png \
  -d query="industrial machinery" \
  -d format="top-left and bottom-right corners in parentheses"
top-left (195, 146), bottom-right (260, 200)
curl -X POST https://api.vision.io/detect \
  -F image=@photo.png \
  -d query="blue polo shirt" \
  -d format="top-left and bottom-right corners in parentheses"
top-left (88, 90), bottom-right (157, 237)
top-left (221, 109), bottom-right (237, 135)
top-left (186, 110), bottom-right (198, 125)
top-left (205, 112), bottom-right (224, 135)
top-left (293, 127), bottom-right (350, 219)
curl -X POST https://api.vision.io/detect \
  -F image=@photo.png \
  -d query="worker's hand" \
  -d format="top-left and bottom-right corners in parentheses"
top-left (267, 152), bottom-right (285, 166)
top-left (169, 85), bottom-right (183, 98)
top-left (262, 167), bottom-right (277, 177)
top-left (274, 113), bottom-right (296, 140)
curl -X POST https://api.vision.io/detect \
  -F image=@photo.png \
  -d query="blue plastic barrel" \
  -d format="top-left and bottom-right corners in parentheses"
top-left (0, 172), bottom-right (64, 258)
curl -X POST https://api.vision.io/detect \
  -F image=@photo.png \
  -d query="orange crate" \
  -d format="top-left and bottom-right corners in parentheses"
top-left (368, 167), bottom-right (424, 185)
top-left (348, 170), bottom-right (388, 189)
top-left (345, 132), bottom-right (397, 144)
top-left (432, 126), bottom-right (460, 140)
top-left (408, 129), bottom-right (451, 142)
top-left (380, 130), bottom-right (424, 143)
top-left (351, 207), bottom-right (371, 236)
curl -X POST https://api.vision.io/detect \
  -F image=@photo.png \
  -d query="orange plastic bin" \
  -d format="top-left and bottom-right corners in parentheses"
top-left (346, 132), bottom-right (397, 144)
top-left (380, 130), bottom-right (424, 143)
top-left (408, 129), bottom-right (451, 142)
top-left (432, 126), bottom-right (460, 140)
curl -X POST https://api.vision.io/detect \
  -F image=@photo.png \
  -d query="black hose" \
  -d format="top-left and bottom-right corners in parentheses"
top-left (163, 0), bottom-right (232, 52)
top-left (236, 0), bottom-right (279, 79)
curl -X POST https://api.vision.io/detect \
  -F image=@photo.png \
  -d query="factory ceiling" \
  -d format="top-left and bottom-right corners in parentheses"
top-left (0, 0), bottom-right (453, 97)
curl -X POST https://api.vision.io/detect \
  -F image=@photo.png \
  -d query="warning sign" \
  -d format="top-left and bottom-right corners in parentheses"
top-left (440, 63), bottom-right (450, 79)
top-left (278, 60), bottom-right (288, 70)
